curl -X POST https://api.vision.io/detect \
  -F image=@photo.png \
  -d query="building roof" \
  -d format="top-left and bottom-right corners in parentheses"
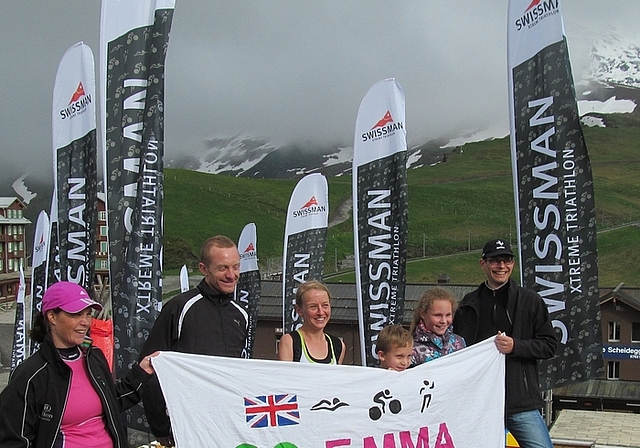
top-left (0, 197), bottom-right (24, 209)
top-left (599, 289), bottom-right (640, 312)
top-left (549, 409), bottom-right (640, 447)
top-left (0, 217), bottom-right (31, 225)
top-left (553, 379), bottom-right (640, 404)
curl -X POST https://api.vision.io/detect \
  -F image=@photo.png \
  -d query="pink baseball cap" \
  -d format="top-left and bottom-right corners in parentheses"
top-left (42, 281), bottom-right (103, 314)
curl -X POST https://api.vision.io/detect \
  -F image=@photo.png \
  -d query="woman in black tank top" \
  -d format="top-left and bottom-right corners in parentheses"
top-left (278, 281), bottom-right (346, 364)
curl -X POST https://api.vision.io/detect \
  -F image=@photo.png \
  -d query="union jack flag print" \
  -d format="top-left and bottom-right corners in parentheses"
top-left (244, 394), bottom-right (300, 428)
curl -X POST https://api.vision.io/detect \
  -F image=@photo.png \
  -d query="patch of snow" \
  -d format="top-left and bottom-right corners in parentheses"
top-left (12, 174), bottom-right (37, 204)
top-left (581, 116), bottom-right (606, 128)
top-left (577, 96), bottom-right (636, 116)
top-left (406, 150), bottom-right (423, 169)
top-left (441, 126), bottom-right (509, 149)
top-left (322, 146), bottom-right (353, 167)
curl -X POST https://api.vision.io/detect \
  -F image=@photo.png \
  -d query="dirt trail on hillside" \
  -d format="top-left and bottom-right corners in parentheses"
top-left (329, 198), bottom-right (352, 227)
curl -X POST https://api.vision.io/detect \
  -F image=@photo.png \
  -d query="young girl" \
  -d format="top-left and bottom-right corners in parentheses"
top-left (410, 287), bottom-right (466, 366)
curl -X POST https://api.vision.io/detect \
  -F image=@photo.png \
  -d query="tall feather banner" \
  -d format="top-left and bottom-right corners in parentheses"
top-left (52, 42), bottom-right (98, 293)
top-left (101, 0), bottom-right (175, 430)
top-left (507, 0), bottom-right (603, 388)
top-left (282, 174), bottom-right (329, 333)
top-left (237, 223), bottom-right (261, 359)
top-left (10, 263), bottom-right (27, 372)
top-left (353, 78), bottom-right (408, 367)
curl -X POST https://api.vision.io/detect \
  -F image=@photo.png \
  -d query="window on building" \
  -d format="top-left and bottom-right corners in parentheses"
top-left (8, 259), bottom-right (14, 271)
top-left (18, 241), bottom-right (23, 251)
top-left (608, 321), bottom-right (621, 342)
top-left (100, 260), bottom-right (108, 270)
top-left (632, 323), bottom-right (640, 343)
top-left (607, 361), bottom-right (620, 380)
top-left (100, 241), bottom-right (108, 254)
top-left (99, 211), bottom-right (107, 221)
top-left (0, 259), bottom-right (3, 271)
top-left (17, 225), bottom-right (23, 234)
top-left (17, 210), bottom-right (22, 218)
top-left (100, 226), bottom-right (108, 236)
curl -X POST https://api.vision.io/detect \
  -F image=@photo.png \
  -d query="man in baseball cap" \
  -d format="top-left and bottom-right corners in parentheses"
top-left (42, 281), bottom-right (103, 314)
top-left (453, 238), bottom-right (557, 448)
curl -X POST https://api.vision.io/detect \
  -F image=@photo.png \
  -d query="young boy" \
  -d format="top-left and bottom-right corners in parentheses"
top-left (376, 324), bottom-right (413, 371)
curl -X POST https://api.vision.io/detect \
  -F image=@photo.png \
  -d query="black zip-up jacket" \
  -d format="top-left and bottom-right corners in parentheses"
top-left (140, 278), bottom-right (248, 438)
top-left (0, 335), bottom-right (150, 448)
top-left (453, 278), bottom-right (557, 415)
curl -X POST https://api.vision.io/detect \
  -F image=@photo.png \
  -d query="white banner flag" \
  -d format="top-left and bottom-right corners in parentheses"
top-left (353, 78), bottom-right (408, 367)
top-left (179, 264), bottom-right (190, 293)
top-left (237, 223), bottom-right (261, 358)
top-left (282, 173), bottom-right (329, 332)
top-left (52, 41), bottom-right (98, 291)
top-left (153, 337), bottom-right (505, 447)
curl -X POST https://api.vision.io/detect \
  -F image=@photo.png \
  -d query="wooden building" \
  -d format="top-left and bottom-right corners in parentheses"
top-left (0, 197), bottom-right (30, 306)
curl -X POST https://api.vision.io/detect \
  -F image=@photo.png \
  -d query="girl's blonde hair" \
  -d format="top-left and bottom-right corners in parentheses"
top-left (410, 287), bottom-right (458, 335)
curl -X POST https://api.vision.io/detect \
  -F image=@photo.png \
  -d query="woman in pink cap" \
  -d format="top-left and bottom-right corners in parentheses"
top-left (0, 281), bottom-right (157, 448)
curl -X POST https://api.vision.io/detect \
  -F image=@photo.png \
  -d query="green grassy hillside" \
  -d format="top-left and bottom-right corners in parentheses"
top-left (164, 116), bottom-right (640, 287)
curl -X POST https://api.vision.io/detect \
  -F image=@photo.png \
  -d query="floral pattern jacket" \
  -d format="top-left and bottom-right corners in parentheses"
top-left (411, 321), bottom-right (466, 366)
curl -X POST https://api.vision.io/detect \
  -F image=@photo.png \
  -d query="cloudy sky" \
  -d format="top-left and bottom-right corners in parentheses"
top-left (1, 1), bottom-right (639, 184)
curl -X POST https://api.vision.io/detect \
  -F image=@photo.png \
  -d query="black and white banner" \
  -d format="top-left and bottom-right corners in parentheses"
top-left (353, 78), bottom-right (408, 367)
top-left (46, 196), bottom-right (61, 288)
top-left (29, 211), bottom-right (50, 356)
top-left (10, 264), bottom-right (27, 373)
top-left (179, 264), bottom-right (189, 293)
top-left (508, 0), bottom-right (602, 389)
top-left (282, 173), bottom-right (329, 333)
top-left (101, 0), bottom-right (175, 429)
top-left (52, 42), bottom-right (98, 293)
top-left (236, 223), bottom-right (261, 359)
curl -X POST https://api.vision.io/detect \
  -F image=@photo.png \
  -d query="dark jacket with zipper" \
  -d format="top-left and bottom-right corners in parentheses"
top-left (140, 278), bottom-right (248, 438)
top-left (453, 278), bottom-right (557, 415)
top-left (0, 335), bottom-right (150, 448)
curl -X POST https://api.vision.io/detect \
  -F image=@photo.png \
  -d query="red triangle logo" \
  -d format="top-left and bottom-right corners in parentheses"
top-left (524, 0), bottom-right (541, 12)
top-left (244, 243), bottom-right (255, 253)
top-left (69, 83), bottom-right (86, 104)
top-left (372, 111), bottom-right (393, 129)
top-left (302, 196), bottom-right (318, 209)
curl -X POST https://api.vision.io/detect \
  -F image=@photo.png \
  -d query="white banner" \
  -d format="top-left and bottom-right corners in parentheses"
top-left (352, 78), bottom-right (408, 367)
top-left (237, 223), bottom-right (261, 358)
top-left (10, 263), bottom-right (27, 372)
top-left (52, 42), bottom-right (96, 152)
top-left (282, 173), bottom-right (329, 332)
top-left (179, 264), bottom-right (189, 293)
top-left (29, 210), bottom-right (50, 356)
top-left (52, 42), bottom-right (98, 291)
top-left (153, 337), bottom-right (505, 448)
